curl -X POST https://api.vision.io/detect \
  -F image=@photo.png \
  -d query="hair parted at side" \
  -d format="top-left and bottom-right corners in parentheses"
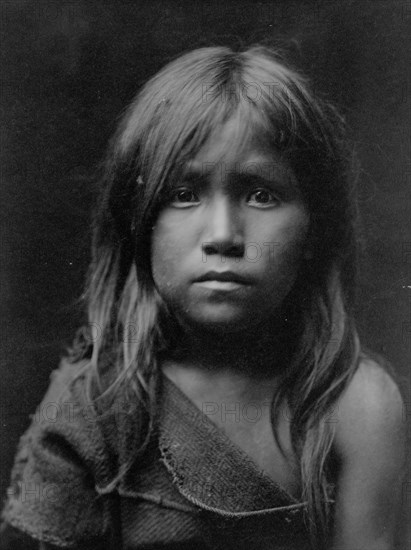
top-left (68, 45), bottom-right (362, 548)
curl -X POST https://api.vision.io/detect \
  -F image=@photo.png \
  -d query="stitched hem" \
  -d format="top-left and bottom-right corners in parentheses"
top-left (117, 489), bottom-right (199, 514)
top-left (159, 445), bottom-right (320, 518)
top-left (173, 488), bottom-right (310, 518)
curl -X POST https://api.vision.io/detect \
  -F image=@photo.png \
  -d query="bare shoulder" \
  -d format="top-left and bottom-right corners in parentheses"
top-left (331, 358), bottom-right (406, 548)
top-left (334, 357), bottom-right (405, 460)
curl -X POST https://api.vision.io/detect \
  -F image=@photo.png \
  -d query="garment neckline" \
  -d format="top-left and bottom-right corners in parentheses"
top-left (159, 371), bottom-right (302, 513)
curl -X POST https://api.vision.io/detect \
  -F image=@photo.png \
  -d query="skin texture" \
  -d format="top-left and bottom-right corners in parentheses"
top-left (151, 119), bottom-right (310, 335)
top-left (331, 360), bottom-right (405, 550)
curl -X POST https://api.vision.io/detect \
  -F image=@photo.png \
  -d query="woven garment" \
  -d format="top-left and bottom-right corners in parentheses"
top-left (1, 360), bottom-right (320, 549)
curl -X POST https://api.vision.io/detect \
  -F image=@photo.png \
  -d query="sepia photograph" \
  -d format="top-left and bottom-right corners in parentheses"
top-left (0, 1), bottom-right (410, 548)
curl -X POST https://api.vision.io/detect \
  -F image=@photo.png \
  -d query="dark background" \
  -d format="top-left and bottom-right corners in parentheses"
top-left (1, 0), bottom-right (410, 544)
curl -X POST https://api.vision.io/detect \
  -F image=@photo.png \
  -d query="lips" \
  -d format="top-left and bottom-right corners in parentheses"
top-left (194, 271), bottom-right (252, 285)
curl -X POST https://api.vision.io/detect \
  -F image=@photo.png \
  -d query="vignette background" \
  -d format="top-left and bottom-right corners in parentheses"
top-left (1, 0), bottom-right (410, 545)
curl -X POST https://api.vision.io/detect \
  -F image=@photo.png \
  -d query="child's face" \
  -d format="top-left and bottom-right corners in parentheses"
top-left (151, 119), bottom-right (310, 333)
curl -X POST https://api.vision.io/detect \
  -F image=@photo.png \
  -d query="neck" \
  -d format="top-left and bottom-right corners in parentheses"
top-left (164, 316), bottom-right (295, 381)
top-left (161, 322), bottom-right (294, 406)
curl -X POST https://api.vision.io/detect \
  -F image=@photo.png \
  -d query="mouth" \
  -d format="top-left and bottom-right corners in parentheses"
top-left (194, 280), bottom-right (245, 291)
top-left (193, 271), bottom-right (252, 290)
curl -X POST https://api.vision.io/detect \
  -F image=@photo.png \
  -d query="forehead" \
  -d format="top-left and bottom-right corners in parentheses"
top-left (184, 117), bottom-right (294, 183)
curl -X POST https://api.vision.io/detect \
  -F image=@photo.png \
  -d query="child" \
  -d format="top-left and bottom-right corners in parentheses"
top-left (1, 46), bottom-right (405, 550)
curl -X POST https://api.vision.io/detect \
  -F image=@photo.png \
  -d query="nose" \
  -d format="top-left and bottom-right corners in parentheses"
top-left (201, 195), bottom-right (244, 258)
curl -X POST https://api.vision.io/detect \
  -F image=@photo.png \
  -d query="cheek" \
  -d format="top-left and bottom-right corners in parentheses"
top-left (151, 230), bottom-right (178, 290)
top-left (150, 215), bottom-right (195, 291)
top-left (262, 210), bottom-right (310, 279)
top-left (281, 223), bottom-right (309, 266)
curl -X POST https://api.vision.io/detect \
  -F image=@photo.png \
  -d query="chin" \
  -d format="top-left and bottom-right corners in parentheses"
top-left (182, 309), bottom-right (262, 335)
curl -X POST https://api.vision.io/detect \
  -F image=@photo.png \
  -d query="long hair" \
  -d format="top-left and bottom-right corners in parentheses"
top-left (69, 46), bottom-right (361, 548)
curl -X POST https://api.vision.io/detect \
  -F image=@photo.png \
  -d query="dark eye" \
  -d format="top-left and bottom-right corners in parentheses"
top-left (170, 188), bottom-right (200, 206)
top-left (247, 189), bottom-right (279, 206)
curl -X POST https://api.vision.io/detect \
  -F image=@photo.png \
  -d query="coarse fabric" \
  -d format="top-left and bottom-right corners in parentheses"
top-left (1, 360), bottom-right (319, 549)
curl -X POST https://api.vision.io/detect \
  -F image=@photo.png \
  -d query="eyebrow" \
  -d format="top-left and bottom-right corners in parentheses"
top-left (182, 161), bottom-right (298, 192)
top-left (182, 162), bottom-right (211, 178)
